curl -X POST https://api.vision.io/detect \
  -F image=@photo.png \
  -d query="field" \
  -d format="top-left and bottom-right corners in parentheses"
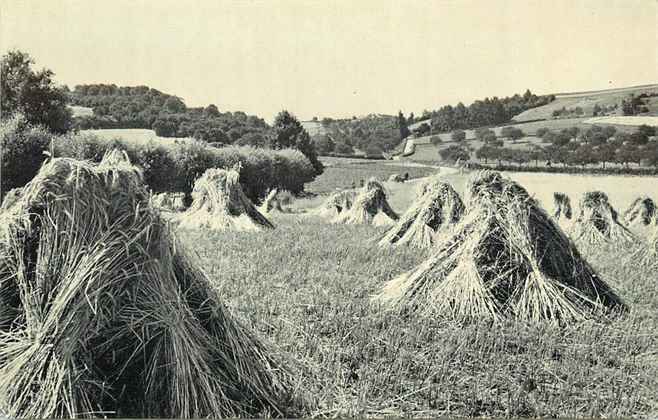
top-left (306, 158), bottom-right (438, 195)
top-left (81, 128), bottom-right (196, 147)
top-left (585, 116), bottom-right (658, 126)
top-left (513, 84), bottom-right (658, 122)
top-left (177, 166), bottom-right (658, 417)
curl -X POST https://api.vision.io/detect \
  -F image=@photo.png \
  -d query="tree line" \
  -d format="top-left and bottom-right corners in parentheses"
top-left (311, 114), bottom-right (402, 157)
top-left (1, 50), bottom-right (324, 177)
top-left (418, 89), bottom-right (555, 133)
top-left (439, 124), bottom-right (658, 170)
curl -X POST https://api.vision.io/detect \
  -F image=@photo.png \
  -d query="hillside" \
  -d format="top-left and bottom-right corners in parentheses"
top-left (513, 84), bottom-right (658, 122)
top-left (68, 84), bottom-right (272, 146)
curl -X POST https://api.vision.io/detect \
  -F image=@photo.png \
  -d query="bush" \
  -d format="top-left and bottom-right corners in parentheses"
top-left (430, 135), bottom-right (442, 145)
top-left (0, 115), bottom-right (52, 198)
top-left (51, 134), bottom-right (316, 202)
top-left (365, 144), bottom-right (383, 158)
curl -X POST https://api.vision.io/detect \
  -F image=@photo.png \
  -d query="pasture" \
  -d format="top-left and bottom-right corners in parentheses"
top-left (178, 166), bottom-right (658, 417)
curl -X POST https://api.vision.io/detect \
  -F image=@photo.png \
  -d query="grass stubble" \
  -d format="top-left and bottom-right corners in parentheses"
top-left (184, 203), bottom-right (658, 417)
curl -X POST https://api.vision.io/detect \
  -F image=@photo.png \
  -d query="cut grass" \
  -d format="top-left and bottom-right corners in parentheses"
top-left (180, 212), bottom-right (658, 417)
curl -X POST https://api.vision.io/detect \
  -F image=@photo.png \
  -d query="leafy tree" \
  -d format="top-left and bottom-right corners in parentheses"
top-left (398, 111), bottom-right (410, 140)
top-left (501, 126), bottom-right (524, 141)
top-left (1, 50), bottom-right (72, 133)
top-left (475, 128), bottom-right (495, 142)
top-left (476, 145), bottom-right (497, 164)
top-left (592, 104), bottom-right (602, 116)
top-left (204, 104), bottom-right (220, 117)
top-left (365, 144), bottom-right (383, 158)
top-left (164, 97), bottom-right (186, 113)
top-left (536, 127), bottom-right (550, 138)
top-left (152, 118), bottom-right (178, 137)
top-left (313, 134), bottom-right (335, 155)
top-left (272, 110), bottom-right (323, 174)
top-left (616, 143), bottom-right (640, 166)
top-left (630, 131), bottom-right (649, 146)
top-left (334, 142), bottom-right (354, 155)
top-left (594, 143), bottom-right (616, 168)
top-left (439, 145), bottom-right (470, 163)
top-left (451, 129), bottom-right (466, 142)
top-left (638, 124), bottom-right (656, 137)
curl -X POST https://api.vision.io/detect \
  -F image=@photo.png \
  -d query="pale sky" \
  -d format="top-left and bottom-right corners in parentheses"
top-left (1, 0), bottom-right (656, 122)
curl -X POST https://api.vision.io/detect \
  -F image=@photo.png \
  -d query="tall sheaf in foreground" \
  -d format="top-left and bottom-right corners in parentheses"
top-left (177, 167), bottom-right (274, 231)
top-left (374, 171), bottom-right (626, 323)
top-left (0, 151), bottom-right (295, 418)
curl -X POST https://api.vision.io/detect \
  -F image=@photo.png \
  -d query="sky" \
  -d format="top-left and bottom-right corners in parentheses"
top-left (1, 0), bottom-right (656, 122)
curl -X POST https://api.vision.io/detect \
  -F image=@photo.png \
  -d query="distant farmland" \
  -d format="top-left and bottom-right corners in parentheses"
top-left (513, 84), bottom-right (658, 122)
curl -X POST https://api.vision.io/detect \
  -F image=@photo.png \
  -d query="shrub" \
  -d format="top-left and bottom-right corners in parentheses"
top-left (52, 135), bottom-right (316, 202)
top-left (0, 115), bottom-right (52, 198)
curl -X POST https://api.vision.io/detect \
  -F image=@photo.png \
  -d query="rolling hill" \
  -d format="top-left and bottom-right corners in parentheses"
top-left (512, 84), bottom-right (658, 122)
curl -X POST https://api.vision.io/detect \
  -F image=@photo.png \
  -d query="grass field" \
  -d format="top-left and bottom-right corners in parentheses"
top-left (585, 116), bottom-right (658, 126)
top-left (178, 166), bottom-right (658, 417)
top-left (306, 158), bottom-right (438, 195)
top-left (513, 84), bottom-right (658, 122)
top-left (81, 128), bottom-right (196, 147)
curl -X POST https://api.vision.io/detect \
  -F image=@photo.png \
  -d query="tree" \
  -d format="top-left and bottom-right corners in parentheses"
top-left (638, 124), bottom-right (656, 137)
top-left (536, 127), bottom-right (550, 138)
top-left (592, 104), bottom-right (602, 116)
top-left (164, 97), bottom-right (186, 113)
top-left (594, 143), bottom-right (616, 168)
top-left (630, 131), bottom-right (649, 146)
top-left (398, 111), bottom-right (410, 140)
top-left (501, 126), bottom-right (524, 141)
top-left (152, 118), bottom-right (178, 137)
top-left (476, 145), bottom-right (497, 164)
top-left (451, 130), bottom-right (466, 142)
top-left (1, 50), bottom-right (72, 133)
top-left (313, 134), bottom-right (335, 155)
top-left (334, 142), bottom-right (354, 155)
top-left (204, 104), bottom-right (220, 117)
top-left (365, 144), bottom-right (383, 158)
top-left (272, 110), bottom-right (323, 174)
top-left (475, 128), bottom-right (495, 142)
top-left (439, 145), bottom-right (470, 163)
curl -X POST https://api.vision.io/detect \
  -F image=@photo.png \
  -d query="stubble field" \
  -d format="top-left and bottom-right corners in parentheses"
top-left (178, 165), bottom-right (658, 418)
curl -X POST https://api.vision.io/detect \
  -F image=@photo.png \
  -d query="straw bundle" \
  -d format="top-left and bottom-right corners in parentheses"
top-left (378, 180), bottom-right (464, 248)
top-left (177, 168), bottom-right (274, 231)
top-left (332, 179), bottom-right (399, 226)
top-left (570, 191), bottom-right (637, 247)
top-left (309, 190), bottom-right (355, 218)
top-left (623, 196), bottom-right (656, 227)
top-left (388, 173), bottom-right (405, 183)
top-left (0, 188), bottom-right (22, 211)
top-left (259, 189), bottom-right (293, 214)
top-left (0, 152), bottom-right (294, 418)
top-left (374, 171), bottom-right (625, 323)
top-left (553, 192), bottom-right (572, 220)
top-left (151, 192), bottom-right (186, 212)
